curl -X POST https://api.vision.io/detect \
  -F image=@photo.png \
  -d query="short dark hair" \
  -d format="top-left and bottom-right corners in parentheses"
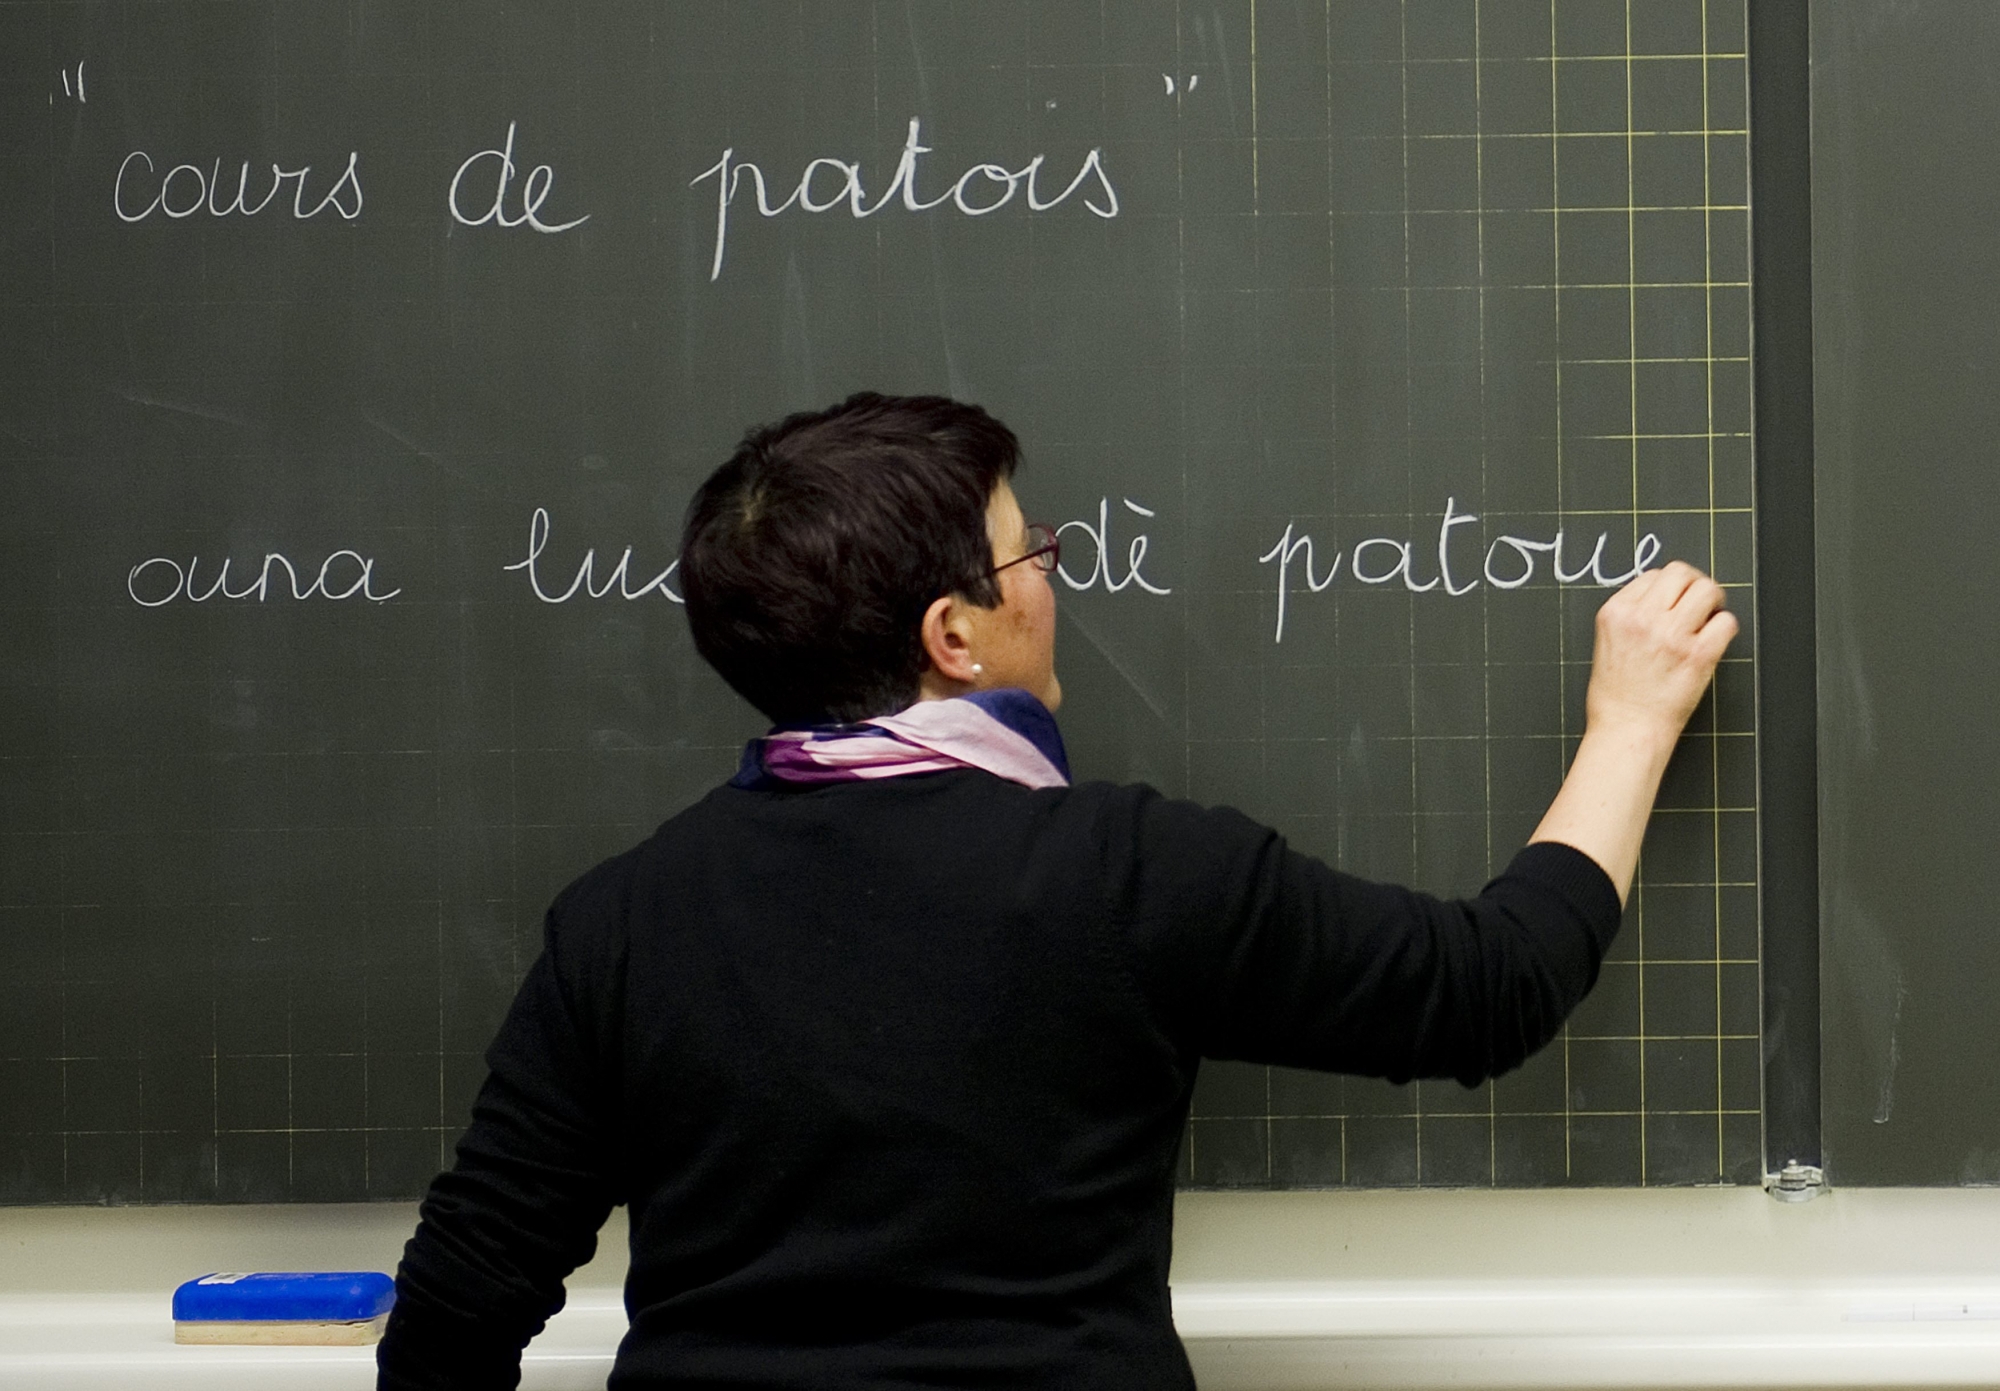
top-left (680, 392), bottom-right (1021, 725)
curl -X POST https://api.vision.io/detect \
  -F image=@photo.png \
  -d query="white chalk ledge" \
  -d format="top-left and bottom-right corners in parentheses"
top-left (8, 1188), bottom-right (2000, 1389)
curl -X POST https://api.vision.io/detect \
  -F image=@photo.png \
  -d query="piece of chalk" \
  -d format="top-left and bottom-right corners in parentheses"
top-left (172, 1270), bottom-right (395, 1345)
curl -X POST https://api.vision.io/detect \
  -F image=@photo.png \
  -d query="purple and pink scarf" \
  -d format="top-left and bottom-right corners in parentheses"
top-left (732, 688), bottom-right (1070, 792)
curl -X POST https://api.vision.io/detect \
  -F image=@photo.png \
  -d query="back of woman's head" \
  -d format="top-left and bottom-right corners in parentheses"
top-left (680, 392), bottom-right (1021, 725)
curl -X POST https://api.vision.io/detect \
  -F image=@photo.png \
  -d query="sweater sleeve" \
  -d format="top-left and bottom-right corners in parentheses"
top-left (1104, 789), bottom-right (1623, 1085)
top-left (376, 890), bottom-right (624, 1390)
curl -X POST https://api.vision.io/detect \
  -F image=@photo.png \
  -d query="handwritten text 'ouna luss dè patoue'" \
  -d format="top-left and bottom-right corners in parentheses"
top-left (123, 501), bottom-right (1663, 649)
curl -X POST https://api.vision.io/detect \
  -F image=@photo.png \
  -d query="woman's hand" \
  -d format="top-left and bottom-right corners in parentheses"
top-left (1585, 560), bottom-right (1740, 744)
top-left (1529, 562), bottom-right (1738, 905)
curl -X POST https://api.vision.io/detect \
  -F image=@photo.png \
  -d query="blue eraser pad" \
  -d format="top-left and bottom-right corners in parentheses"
top-left (172, 1271), bottom-right (395, 1323)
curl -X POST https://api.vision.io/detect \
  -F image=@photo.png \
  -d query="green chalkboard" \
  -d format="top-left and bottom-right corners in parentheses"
top-left (1814, 0), bottom-right (2000, 1184)
top-left (0, 0), bottom-right (1758, 1203)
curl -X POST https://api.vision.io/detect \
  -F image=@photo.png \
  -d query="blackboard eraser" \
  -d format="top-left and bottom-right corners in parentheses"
top-left (171, 1270), bottom-right (394, 1345)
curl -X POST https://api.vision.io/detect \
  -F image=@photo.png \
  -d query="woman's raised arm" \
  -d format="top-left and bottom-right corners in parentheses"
top-left (1529, 561), bottom-right (1739, 905)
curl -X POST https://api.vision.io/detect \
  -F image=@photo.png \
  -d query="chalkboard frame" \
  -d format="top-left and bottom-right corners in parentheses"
top-left (1748, 0), bottom-right (1820, 1180)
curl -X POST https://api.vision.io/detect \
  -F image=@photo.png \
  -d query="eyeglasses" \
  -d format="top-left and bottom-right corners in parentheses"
top-left (990, 522), bottom-right (1060, 577)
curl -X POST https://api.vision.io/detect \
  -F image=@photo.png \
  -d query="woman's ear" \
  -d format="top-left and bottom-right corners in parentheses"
top-left (919, 593), bottom-right (979, 689)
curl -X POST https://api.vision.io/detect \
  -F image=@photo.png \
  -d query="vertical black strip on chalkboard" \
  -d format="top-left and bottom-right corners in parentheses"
top-left (1747, 0), bottom-right (1821, 1177)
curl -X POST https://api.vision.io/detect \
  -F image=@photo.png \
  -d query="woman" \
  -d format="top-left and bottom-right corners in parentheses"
top-left (378, 393), bottom-right (1736, 1389)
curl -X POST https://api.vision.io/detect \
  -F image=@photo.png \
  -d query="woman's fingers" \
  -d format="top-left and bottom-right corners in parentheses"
top-left (1617, 561), bottom-right (1730, 637)
top-left (1694, 607), bottom-right (1740, 662)
top-left (1669, 571), bottom-right (1728, 623)
top-left (1646, 560), bottom-right (1710, 617)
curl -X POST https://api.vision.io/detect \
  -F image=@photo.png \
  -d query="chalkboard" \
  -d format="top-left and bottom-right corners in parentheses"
top-left (1814, 0), bottom-right (2000, 1184)
top-left (0, 0), bottom-right (1759, 1203)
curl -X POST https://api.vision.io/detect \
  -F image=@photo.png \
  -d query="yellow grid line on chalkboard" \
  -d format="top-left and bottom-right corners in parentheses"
top-left (1704, 0), bottom-right (1729, 1182)
top-left (1004, 52), bottom-right (1750, 67)
top-left (1382, 53), bottom-right (1749, 64)
top-left (1546, 0), bottom-right (1576, 1182)
top-left (1623, 0), bottom-right (1648, 1184)
top-left (1367, 130), bottom-right (1749, 140)
top-left (1474, 0), bottom-right (1498, 1185)
top-left (1398, 0), bottom-right (1425, 1184)
top-left (1250, 0), bottom-right (1274, 1183)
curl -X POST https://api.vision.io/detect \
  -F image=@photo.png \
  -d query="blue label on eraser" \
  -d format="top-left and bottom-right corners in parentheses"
top-left (172, 1271), bottom-right (395, 1322)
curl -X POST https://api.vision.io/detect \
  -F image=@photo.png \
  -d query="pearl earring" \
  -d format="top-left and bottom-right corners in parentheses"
top-left (971, 663), bottom-right (983, 675)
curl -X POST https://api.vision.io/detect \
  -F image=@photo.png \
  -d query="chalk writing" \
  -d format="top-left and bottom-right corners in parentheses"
top-left (690, 117), bottom-right (1119, 280)
top-left (1057, 498), bottom-right (1171, 595)
top-left (1258, 498), bottom-right (1664, 642)
top-left (114, 151), bottom-right (363, 222)
top-left (127, 550), bottom-right (400, 606)
top-left (503, 507), bottom-right (681, 602)
top-left (449, 122), bottom-right (590, 234)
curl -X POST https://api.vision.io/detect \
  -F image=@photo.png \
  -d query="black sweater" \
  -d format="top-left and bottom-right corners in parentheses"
top-left (378, 771), bottom-right (1620, 1390)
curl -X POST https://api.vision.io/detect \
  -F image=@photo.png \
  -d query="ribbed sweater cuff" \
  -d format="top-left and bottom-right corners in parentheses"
top-left (377, 1298), bottom-right (527, 1391)
top-left (1501, 841), bottom-right (1624, 952)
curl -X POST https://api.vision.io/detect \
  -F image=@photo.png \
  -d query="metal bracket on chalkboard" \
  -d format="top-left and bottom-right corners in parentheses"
top-left (1766, 1161), bottom-right (1827, 1203)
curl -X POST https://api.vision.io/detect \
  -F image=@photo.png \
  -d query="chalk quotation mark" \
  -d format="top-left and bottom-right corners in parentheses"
top-left (56, 61), bottom-right (84, 102)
